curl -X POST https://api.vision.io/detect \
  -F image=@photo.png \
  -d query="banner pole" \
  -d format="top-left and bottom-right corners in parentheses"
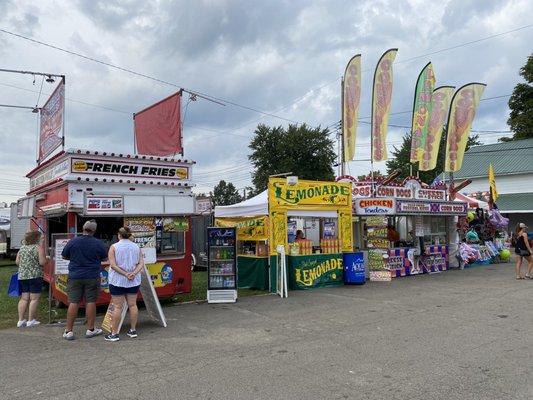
top-left (61, 76), bottom-right (66, 152)
top-left (133, 113), bottom-right (137, 155)
top-left (35, 108), bottom-right (40, 164)
top-left (340, 78), bottom-right (345, 176)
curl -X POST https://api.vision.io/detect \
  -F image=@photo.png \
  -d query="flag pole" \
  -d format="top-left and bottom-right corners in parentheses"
top-left (61, 75), bottom-right (66, 152)
top-left (133, 112), bottom-right (137, 155)
top-left (340, 78), bottom-right (345, 176)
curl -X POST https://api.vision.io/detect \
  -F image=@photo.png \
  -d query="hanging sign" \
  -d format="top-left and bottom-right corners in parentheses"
top-left (30, 159), bottom-right (69, 190)
top-left (215, 216), bottom-right (269, 241)
top-left (269, 179), bottom-right (352, 209)
top-left (39, 81), bottom-right (65, 162)
top-left (355, 198), bottom-right (396, 215)
top-left (196, 198), bottom-right (212, 213)
top-left (396, 200), bottom-right (467, 215)
top-left (85, 196), bottom-right (123, 214)
top-left (71, 158), bottom-right (189, 180)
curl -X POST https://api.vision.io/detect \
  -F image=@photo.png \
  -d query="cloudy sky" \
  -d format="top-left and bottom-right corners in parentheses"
top-left (0, 0), bottom-right (531, 204)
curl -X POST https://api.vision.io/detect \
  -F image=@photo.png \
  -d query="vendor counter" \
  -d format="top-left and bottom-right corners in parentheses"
top-left (287, 253), bottom-right (344, 290)
top-left (385, 245), bottom-right (449, 278)
top-left (237, 255), bottom-right (269, 291)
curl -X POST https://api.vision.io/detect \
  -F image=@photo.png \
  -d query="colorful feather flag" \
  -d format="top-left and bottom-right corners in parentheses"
top-left (410, 62), bottom-right (436, 164)
top-left (419, 86), bottom-right (455, 171)
top-left (371, 48), bottom-right (398, 162)
top-left (342, 54), bottom-right (361, 162)
top-left (444, 83), bottom-right (486, 172)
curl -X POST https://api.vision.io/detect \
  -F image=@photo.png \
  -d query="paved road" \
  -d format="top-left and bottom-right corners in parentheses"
top-left (1, 263), bottom-right (531, 400)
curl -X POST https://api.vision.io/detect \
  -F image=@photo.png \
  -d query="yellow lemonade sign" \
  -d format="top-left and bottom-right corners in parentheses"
top-left (269, 179), bottom-right (352, 209)
top-left (215, 216), bottom-right (269, 241)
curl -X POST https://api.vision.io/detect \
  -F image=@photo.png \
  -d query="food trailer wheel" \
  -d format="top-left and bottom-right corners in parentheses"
top-left (191, 253), bottom-right (197, 271)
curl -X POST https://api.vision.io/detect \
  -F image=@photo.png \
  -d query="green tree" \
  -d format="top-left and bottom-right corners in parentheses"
top-left (248, 123), bottom-right (336, 192)
top-left (386, 129), bottom-right (481, 182)
top-left (357, 170), bottom-right (384, 181)
top-left (211, 180), bottom-right (242, 206)
top-left (507, 54), bottom-right (533, 140)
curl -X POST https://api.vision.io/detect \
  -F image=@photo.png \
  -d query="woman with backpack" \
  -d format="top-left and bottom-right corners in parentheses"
top-left (514, 223), bottom-right (533, 280)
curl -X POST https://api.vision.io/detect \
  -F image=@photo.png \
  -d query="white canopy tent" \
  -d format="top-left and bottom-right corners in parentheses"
top-left (214, 190), bottom-right (337, 218)
top-left (215, 190), bottom-right (268, 218)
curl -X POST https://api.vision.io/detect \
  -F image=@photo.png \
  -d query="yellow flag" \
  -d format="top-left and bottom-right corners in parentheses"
top-left (371, 48), bottom-right (398, 162)
top-left (419, 86), bottom-right (455, 171)
top-left (343, 55), bottom-right (361, 162)
top-left (489, 163), bottom-right (498, 202)
top-left (444, 83), bottom-right (486, 172)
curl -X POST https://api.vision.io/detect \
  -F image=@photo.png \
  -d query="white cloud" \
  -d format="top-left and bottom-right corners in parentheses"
top-left (0, 0), bottom-right (532, 203)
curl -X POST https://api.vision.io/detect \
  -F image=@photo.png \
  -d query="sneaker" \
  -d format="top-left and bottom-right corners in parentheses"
top-left (126, 329), bottom-right (138, 338)
top-left (26, 319), bottom-right (41, 327)
top-left (104, 333), bottom-right (120, 342)
top-left (85, 328), bottom-right (103, 338)
top-left (62, 331), bottom-right (75, 340)
top-left (17, 319), bottom-right (27, 328)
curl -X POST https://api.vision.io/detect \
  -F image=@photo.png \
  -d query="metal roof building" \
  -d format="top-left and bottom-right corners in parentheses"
top-left (452, 138), bottom-right (533, 228)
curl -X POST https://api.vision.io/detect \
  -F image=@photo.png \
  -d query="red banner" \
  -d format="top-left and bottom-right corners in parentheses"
top-left (134, 91), bottom-right (182, 156)
top-left (39, 81), bottom-right (65, 162)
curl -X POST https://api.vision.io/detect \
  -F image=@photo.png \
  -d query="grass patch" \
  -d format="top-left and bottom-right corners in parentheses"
top-left (0, 258), bottom-right (16, 268)
top-left (1, 269), bottom-right (267, 329)
top-left (0, 265), bottom-right (66, 330)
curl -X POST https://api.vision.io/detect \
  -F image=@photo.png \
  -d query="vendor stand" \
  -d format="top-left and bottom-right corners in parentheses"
top-left (215, 178), bottom-right (354, 291)
top-left (268, 178), bottom-right (353, 290)
top-left (340, 175), bottom-right (468, 280)
top-left (19, 149), bottom-right (196, 306)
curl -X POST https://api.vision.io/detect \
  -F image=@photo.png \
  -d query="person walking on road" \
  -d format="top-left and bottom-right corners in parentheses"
top-left (514, 223), bottom-right (533, 280)
top-left (15, 231), bottom-right (47, 328)
top-left (61, 220), bottom-right (108, 340)
top-left (104, 226), bottom-right (144, 342)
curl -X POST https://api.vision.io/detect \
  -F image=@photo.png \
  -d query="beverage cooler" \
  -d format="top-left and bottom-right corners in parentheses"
top-left (207, 227), bottom-right (237, 303)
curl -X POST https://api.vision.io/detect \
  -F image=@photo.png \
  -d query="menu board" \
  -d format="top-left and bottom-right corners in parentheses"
top-left (366, 216), bottom-right (389, 250)
top-left (366, 216), bottom-right (390, 279)
top-left (54, 238), bottom-right (71, 275)
top-left (125, 217), bottom-right (156, 264)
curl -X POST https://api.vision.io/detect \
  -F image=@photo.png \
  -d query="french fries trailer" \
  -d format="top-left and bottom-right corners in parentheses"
top-left (20, 149), bottom-right (196, 306)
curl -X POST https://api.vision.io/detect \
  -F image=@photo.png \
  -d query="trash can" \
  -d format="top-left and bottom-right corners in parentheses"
top-left (343, 252), bottom-right (366, 285)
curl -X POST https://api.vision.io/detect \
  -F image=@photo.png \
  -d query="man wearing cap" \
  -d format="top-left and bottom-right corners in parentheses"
top-left (61, 220), bottom-right (108, 340)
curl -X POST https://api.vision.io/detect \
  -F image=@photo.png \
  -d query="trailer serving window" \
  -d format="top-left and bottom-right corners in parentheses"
top-left (156, 217), bottom-right (187, 255)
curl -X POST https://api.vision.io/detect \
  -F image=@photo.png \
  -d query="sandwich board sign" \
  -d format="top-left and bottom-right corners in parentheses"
top-left (139, 264), bottom-right (167, 327)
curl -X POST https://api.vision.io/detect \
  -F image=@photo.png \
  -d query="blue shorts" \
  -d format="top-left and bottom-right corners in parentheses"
top-left (109, 284), bottom-right (140, 296)
top-left (19, 277), bottom-right (43, 294)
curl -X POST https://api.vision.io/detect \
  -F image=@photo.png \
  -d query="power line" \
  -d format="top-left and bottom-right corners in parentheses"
top-left (0, 28), bottom-right (298, 124)
top-left (2, 23), bottom-right (528, 127)
top-left (0, 82), bottom-right (132, 114)
top-left (0, 103), bottom-right (36, 110)
top-left (394, 24), bottom-right (533, 65)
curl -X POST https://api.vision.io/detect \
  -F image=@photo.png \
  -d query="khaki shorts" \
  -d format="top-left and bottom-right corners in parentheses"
top-left (67, 278), bottom-right (100, 303)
